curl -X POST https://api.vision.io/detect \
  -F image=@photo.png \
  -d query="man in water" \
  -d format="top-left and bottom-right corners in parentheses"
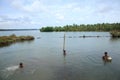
top-left (19, 62), bottom-right (23, 68)
top-left (63, 49), bottom-right (66, 56)
top-left (103, 52), bottom-right (109, 60)
top-left (102, 52), bottom-right (112, 62)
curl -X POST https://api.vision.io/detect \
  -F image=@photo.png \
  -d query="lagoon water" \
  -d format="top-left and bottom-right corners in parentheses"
top-left (0, 30), bottom-right (120, 80)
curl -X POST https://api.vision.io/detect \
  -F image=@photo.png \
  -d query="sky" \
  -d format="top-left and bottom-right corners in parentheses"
top-left (0, 0), bottom-right (120, 29)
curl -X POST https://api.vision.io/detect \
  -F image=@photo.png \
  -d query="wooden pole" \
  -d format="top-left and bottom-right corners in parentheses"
top-left (63, 33), bottom-right (66, 56)
top-left (63, 33), bottom-right (65, 51)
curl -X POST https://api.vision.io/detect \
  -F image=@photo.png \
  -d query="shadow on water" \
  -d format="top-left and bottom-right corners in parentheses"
top-left (0, 40), bottom-right (34, 48)
top-left (54, 52), bottom-right (83, 80)
top-left (0, 43), bottom-right (11, 48)
top-left (53, 52), bottom-right (69, 80)
top-left (102, 59), bottom-right (112, 66)
top-left (110, 37), bottom-right (120, 41)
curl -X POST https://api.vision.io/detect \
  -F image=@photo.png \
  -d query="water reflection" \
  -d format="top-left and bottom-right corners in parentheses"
top-left (0, 43), bottom-right (11, 48)
top-left (103, 59), bottom-right (112, 65)
top-left (0, 40), bottom-right (34, 48)
top-left (63, 55), bottom-right (67, 80)
top-left (110, 37), bottom-right (120, 41)
top-left (63, 50), bottom-right (67, 57)
top-left (63, 54), bottom-right (66, 64)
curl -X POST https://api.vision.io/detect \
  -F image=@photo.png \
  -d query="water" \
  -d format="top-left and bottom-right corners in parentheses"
top-left (0, 31), bottom-right (120, 80)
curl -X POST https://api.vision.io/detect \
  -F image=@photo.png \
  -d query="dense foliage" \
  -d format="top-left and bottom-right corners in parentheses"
top-left (40, 23), bottom-right (120, 32)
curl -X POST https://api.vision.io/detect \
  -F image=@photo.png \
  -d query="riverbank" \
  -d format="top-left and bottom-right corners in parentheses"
top-left (110, 31), bottom-right (120, 37)
top-left (0, 34), bottom-right (34, 47)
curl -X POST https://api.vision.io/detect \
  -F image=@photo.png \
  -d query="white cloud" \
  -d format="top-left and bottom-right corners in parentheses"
top-left (10, 0), bottom-right (84, 21)
top-left (0, 15), bottom-right (37, 29)
top-left (11, 0), bottom-right (48, 13)
top-left (0, 20), bottom-right (37, 29)
top-left (23, 0), bottom-right (48, 12)
top-left (0, 15), bottom-right (31, 22)
top-left (55, 13), bottom-right (65, 20)
top-left (0, 0), bottom-right (120, 29)
top-left (97, 4), bottom-right (112, 13)
top-left (11, 0), bottom-right (82, 15)
top-left (11, 0), bottom-right (23, 10)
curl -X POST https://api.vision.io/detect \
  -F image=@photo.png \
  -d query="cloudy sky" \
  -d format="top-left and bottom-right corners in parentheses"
top-left (0, 0), bottom-right (120, 29)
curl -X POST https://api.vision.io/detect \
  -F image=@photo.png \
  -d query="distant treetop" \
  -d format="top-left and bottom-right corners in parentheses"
top-left (40, 23), bottom-right (120, 32)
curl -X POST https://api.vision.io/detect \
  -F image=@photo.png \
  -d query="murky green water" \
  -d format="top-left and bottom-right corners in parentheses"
top-left (0, 31), bottom-right (120, 80)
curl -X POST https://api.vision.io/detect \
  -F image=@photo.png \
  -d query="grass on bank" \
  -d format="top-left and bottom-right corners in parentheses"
top-left (0, 34), bottom-right (34, 47)
top-left (110, 31), bottom-right (120, 37)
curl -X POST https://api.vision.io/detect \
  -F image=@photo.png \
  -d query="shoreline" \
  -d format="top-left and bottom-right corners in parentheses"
top-left (0, 34), bottom-right (34, 47)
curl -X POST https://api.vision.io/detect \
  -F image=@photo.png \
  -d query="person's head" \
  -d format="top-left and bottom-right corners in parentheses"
top-left (104, 52), bottom-right (108, 56)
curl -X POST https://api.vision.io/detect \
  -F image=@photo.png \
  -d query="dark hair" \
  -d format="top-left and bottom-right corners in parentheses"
top-left (104, 52), bottom-right (108, 54)
top-left (20, 62), bottom-right (23, 65)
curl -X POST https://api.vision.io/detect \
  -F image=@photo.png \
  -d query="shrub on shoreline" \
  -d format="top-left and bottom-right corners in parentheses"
top-left (0, 34), bottom-right (34, 47)
top-left (110, 31), bottom-right (120, 37)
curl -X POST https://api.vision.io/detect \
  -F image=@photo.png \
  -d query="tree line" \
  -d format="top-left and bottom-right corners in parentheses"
top-left (40, 23), bottom-right (120, 32)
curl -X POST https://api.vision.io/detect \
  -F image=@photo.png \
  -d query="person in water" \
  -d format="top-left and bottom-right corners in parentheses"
top-left (103, 52), bottom-right (109, 60)
top-left (63, 49), bottom-right (66, 56)
top-left (19, 62), bottom-right (23, 68)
